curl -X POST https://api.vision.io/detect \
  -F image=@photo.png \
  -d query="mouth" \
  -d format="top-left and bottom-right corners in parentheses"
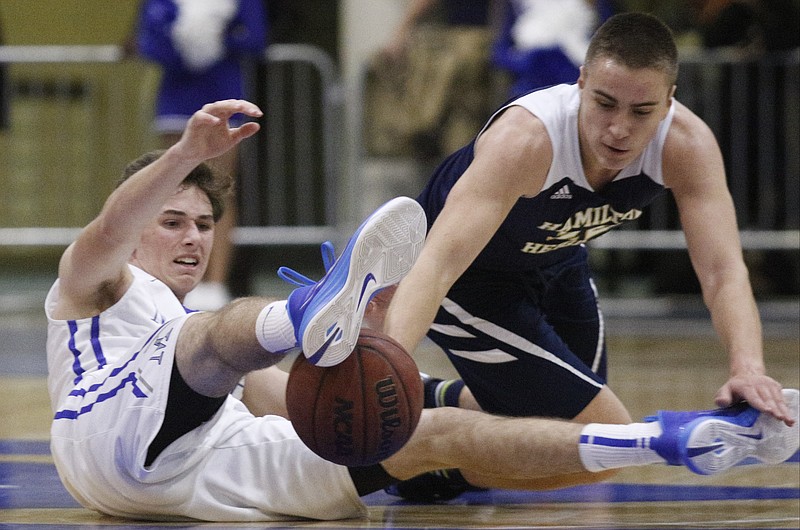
top-left (174, 256), bottom-right (200, 270)
top-left (604, 143), bottom-right (628, 155)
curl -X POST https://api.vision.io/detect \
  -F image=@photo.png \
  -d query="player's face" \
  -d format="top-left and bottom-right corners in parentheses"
top-left (132, 185), bottom-right (215, 301)
top-left (577, 58), bottom-right (675, 179)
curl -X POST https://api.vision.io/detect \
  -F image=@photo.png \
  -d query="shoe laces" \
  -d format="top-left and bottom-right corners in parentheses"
top-left (277, 241), bottom-right (336, 287)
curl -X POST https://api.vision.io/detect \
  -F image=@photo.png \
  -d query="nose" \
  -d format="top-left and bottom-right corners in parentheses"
top-left (182, 223), bottom-right (203, 245)
top-left (608, 111), bottom-right (631, 139)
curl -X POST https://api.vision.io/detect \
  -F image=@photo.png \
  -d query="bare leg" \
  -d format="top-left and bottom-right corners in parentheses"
top-left (456, 386), bottom-right (630, 489)
top-left (241, 366), bottom-right (290, 418)
top-left (460, 469), bottom-right (617, 491)
top-left (174, 298), bottom-right (287, 397)
top-left (382, 407), bottom-right (591, 483)
top-left (226, 346), bottom-right (617, 485)
top-left (454, 385), bottom-right (481, 410)
top-left (231, 351), bottom-right (615, 489)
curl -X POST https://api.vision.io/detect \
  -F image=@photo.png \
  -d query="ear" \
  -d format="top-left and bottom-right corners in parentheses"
top-left (662, 85), bottom-right (676, 118)
top-left (578, 65), bottom-right (587, 89)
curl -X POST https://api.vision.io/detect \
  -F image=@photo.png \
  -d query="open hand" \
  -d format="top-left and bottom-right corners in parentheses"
top-left (175, 99), bottom-right (263, 163)
top-left (715, 374), bottom-right (795, 426)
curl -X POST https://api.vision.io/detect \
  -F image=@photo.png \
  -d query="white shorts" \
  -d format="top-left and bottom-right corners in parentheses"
top-left (50, 314), bottom-right (366, 522)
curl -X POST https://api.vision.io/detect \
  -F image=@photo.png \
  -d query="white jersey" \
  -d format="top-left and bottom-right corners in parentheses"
top-left (45, 265), bottom-right (365, 522)
top-left (508, 83), bottom-right (673, 192)
top-left (46, 265), bottom-right (187, 412)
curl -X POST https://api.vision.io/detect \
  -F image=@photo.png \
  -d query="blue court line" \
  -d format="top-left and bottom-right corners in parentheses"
top-left (0, 440), bottom-right (51, 456)
top-left (1, 440), bottom-right (798, 511)
top-left (0, 462), bottom-right (80, 509)
top-left (365, 482), bottom-right (800, 506)
top-left (3, 457), bottom-right (797, 512)
top-left (2, 460), bottom-right (797, 511)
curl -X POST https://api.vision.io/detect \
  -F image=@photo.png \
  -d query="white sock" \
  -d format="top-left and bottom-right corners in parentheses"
top-left (579, 422), bottom-right (666, 472)
top-left (255, 301), bottom-right (297, 354)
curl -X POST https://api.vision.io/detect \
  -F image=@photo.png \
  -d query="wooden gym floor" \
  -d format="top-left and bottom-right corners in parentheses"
top-left (1, 294), bottom-right (798, 529)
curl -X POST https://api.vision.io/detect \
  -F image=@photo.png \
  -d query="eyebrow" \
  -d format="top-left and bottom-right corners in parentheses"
top-left (593, 89), bottom-right (659, 108)
top-left (161, 209), bottom-right (214, 221)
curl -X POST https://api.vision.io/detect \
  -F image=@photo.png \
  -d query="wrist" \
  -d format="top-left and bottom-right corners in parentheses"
top-left (729, 359), bottom-right (765, 378)
top-left (163, 140), bottom-right (205, 170)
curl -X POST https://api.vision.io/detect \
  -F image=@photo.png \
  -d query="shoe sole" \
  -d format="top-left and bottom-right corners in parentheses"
top-left (300, 197), bottom-right (426, 367)
top-left (681, 388), bottom-right (800, 475)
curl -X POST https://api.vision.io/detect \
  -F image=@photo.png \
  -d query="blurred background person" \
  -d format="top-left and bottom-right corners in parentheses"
top-left (135, 0), bottom-right (267, 310)
top-left (491, 0), bottom-right (620, 98)
top-left (364, 0), bottom-right (496, 162)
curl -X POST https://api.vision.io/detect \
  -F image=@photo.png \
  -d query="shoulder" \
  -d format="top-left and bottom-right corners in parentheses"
top-left (472, 105), bottom-right (553, 197)
top-left (478, 105), bottom-right (552, 157)
top-left (663, 100), bottom-right (725, 190)
top-left (52, 244), bottom-right (134, 321)
top-left (665, 101), bottom-right (718, 160)
top-left (663, 102), bottom-right (722, 175)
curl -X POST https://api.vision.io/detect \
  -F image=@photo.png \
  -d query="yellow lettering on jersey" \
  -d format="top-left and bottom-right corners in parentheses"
top-left (521, 206), bottom-right (642, 254)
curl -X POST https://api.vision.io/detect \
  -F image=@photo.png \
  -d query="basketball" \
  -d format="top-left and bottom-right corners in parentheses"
top-left (286, 328), bottom-right (423, 467)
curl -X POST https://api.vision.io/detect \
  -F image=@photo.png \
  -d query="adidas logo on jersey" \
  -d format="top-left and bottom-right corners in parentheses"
top-left (550, 185), bottom-right (572, 199)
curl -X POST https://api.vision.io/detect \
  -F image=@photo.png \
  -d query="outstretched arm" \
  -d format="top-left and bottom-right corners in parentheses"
top-left (383, 106), bottom-right (551, 354)
top-left (665, 102), bottom-right (793, 426)
top-left (54, 100), bottom-right (262, 319)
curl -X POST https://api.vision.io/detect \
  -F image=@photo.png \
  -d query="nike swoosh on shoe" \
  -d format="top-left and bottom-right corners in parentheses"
top-left (739, 431), bottom-right (764, 440)
top-left (358, 273), bottom-right (377, 308)
top-left (306, 329), bottom-right (339, 365)
top-left (686, 443), bottom-right (725, 458)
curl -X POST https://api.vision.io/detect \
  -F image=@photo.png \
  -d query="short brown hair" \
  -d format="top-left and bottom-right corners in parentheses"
top-left (118, 150), bottom-right (232, 222)
top-left (586, 12), bottom-right (679, 85)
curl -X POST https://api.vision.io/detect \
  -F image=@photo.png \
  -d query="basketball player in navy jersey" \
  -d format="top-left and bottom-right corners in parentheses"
top-left (379, 12), bottom-right (798, 499)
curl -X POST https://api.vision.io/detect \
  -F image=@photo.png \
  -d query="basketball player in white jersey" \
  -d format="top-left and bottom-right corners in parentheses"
top-left (45, 98), bottom-right (797, 522)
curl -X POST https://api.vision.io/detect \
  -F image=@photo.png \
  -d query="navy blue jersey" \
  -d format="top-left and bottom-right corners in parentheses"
top-left (416, 84), bottom-right (676, 417)
top-left (417, 83), bottom-right (674, 271)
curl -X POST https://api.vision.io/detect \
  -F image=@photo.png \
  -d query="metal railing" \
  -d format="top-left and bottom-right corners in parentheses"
top-left (0, 44), bottom-right (343, 248)
top-left (1, 46), bottom-right (798, 252)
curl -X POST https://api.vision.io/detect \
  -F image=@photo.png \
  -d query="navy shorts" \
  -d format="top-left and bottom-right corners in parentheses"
top-left (428, 246), bottom-right (606, 419)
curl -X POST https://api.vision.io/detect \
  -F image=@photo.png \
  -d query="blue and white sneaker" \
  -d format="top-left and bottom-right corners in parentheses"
top-left (279, 197), bottom-right (426, 367)
top-left (648, 388), bottom-right (799, 475)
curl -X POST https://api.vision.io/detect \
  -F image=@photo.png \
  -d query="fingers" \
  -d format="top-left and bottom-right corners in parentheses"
top-left (178, 100), bottom-right (263, 157)
top-left (747, 386), bottom-right (778, 420)
top-left (768, 388), bottom-right (795, 427)
top-left (230, 121), bottom-right (261, 142)
top-left (720, 376), bottom-right (795, 427)
top-left (752, 380), bottom-right (794, 426)
top-left (713, 385), bottom-right (732, 408)
top-left (200, 99), bottom-right (263, 121)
